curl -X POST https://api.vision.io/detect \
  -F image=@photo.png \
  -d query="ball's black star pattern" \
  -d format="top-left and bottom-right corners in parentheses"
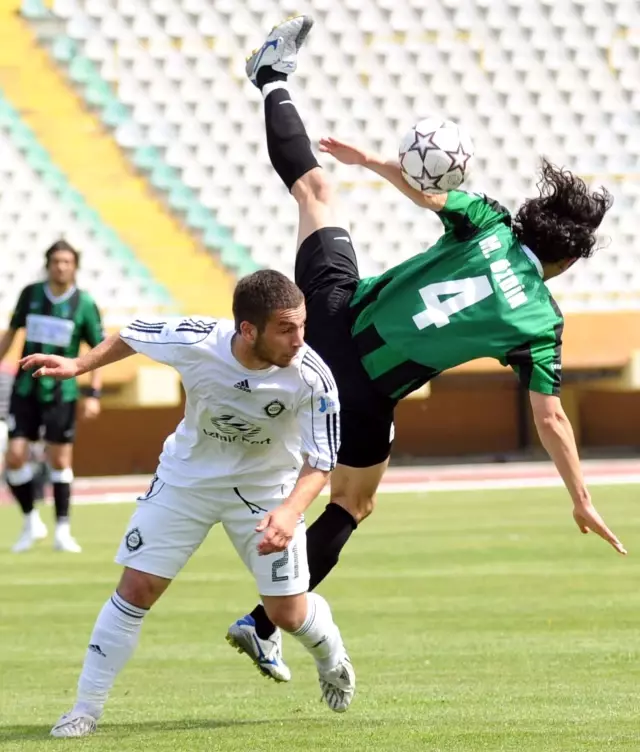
top-left (407, 129), bottom-right (441, 162)
top-left (446, 142), bottom-right (472, 171)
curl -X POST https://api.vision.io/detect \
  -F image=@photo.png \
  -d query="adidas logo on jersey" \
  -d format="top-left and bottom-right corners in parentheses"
top-left (234, 379), bottom-right (251, 393)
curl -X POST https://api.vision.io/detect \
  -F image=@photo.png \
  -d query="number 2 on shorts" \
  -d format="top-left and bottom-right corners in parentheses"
top-left (271, 544), bottom-right (300, 582)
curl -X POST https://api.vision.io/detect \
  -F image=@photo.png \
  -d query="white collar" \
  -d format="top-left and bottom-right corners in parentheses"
top-left (44, 283), bottom-right (77, 304)
top-left (521, 245), bottom-right (544, 278)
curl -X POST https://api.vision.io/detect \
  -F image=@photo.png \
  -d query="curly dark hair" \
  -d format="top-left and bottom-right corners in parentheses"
top-left (513, 159), bottom-right (613, 264)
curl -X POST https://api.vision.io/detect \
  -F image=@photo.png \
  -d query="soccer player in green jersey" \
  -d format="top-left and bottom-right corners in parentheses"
top-left (228, 16), bottom-right (625, 681)
top-left (0, 240), bottom-right (104, 553)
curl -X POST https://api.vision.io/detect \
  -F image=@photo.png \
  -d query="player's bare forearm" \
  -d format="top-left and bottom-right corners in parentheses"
top-left (534, 408), bottom-right (589, 506)
top-left (318, 137), bottom-right (446, 211)
top-left (0, 328), bottom-right (16, 362)
top-left (76, 334), bottom-right (135, 376)
top-left (282, 461), bottom-right (330, 515)
top-left (364, 157), bottom-right (448, 212)
top-left (530, 391), bottom-right (625, 553)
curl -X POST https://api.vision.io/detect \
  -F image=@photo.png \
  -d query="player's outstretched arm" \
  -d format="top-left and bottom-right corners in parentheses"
top-left (257, 462), bottom-right (330, 556)
top-left (319, 136), bottom-right (447, 212)
top-left (20, 333), bottom-right (135, 380)
top-left (530, 391), bottom-right (627, 555)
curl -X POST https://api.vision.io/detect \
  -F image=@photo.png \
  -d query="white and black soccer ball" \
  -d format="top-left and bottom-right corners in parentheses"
top-left (399, 117), bottom-right (474, 193)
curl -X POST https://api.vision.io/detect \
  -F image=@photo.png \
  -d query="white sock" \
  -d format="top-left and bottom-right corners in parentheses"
top-left (29, 508), bottom-right (43, 525)
top-left (291, 593), bottom-right (345, 672)
top-left (75, 592), bottom-right (148, 718)
top-left (55, 520), bottom-right (70, 536)
top-left (261, 81), bottom-right (288, 99)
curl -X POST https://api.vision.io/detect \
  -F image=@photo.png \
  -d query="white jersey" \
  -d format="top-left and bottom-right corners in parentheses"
top-left (120, 317), bottom-right (340, 489)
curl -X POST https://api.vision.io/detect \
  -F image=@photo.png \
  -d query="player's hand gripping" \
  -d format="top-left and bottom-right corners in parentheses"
top-left (573, 496), bottom-right (627, 555)
top-left (19, 354), bottom-right (79, 380)
top-left (256, 504), bottom-right (300, 556)
top-left (319, 137), bottom-right (370, 166)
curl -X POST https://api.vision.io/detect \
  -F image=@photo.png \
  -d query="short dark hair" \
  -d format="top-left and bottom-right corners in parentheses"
top-left (513, 159), bottom-right (613, 265)
top-left (45, 239), bottom-right (80, 267)
top-left (233, 270), bottom-right (304, 333)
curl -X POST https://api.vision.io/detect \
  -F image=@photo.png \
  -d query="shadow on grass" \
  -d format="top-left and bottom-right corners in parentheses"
top-left (0, 717), bottom-right (280, 743)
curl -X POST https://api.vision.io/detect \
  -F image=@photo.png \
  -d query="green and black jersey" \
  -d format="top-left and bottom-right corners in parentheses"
top-left (10, 282), bottom-right (104, 402)
top-left (350, 191), bottom-right (564, 400)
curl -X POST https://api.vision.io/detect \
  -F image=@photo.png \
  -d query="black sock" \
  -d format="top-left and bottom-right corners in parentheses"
top-left (8, 480), bottom-right (35, 516)
top-left (53, 482), bottom-right (71, 522)
top-left (260, 73), bottom-right (319, 191)
top-left (250, 504), bottom-right (358, 640)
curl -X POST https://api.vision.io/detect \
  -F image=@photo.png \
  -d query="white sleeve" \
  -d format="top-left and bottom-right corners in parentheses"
top-left (119, 316), bottom-right (217, 367)
top-left (298, 352), bottom-right (341, 472)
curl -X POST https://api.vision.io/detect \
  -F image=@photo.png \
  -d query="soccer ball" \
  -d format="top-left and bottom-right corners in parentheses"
top-left (399, 117), bottom-right (474, 193)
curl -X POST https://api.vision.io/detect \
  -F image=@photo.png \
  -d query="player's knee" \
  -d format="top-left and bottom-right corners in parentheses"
top-left (293, 168), bottom-right (332, 207)
top-left (262, 596), bottom-right (306, 633)
top-left (332, 494), bottom-right (376, 524)
top-left (48, 457), bottom-right (69, 471)
top-left (5, 446), bottom-right (27, 470)
top-left (116, 568), bottom-right (167, 610)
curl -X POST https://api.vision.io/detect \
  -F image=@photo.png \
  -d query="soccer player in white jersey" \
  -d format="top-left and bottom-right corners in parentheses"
top-left (20, 270), bottom-right (355, 738)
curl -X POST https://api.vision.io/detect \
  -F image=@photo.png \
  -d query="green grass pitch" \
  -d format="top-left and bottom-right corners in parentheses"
top-left (1, 485), bottom-right (638, 751)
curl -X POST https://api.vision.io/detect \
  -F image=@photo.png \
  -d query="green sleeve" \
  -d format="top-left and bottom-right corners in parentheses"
top-left (81, 295), bottom-right (105, 347)
top-left (504, 335), bottom-right (563, 396)
top-left (438, 191), bottom-right (511, 241)
top-left (9, 286), bottom-right (31, 330)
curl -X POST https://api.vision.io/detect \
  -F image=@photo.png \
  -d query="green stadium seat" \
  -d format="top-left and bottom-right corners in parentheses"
top-left (20, 0), bottom-right (49, 19)
top-left (51, 36), bottom-right (77, 63)
top-left (85, 79), bottom-right (113, 108)
top-left (150, 162), bottom-right (179, 191)
top-left (68, 56), bottom-right (96, 85)
top-left (186, 203), bottom-right (211, 231)
top-left (102, 100), bottom-right (129, 128)
top-left (132, 145), bottom-right (160, 171)
top-left (168, 183), bottom-right (194, 212)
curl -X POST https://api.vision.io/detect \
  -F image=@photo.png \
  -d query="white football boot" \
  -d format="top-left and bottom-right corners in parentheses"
top-left (30, 509), bottom-right (48, 540)
top-left (11, 525), bottom-right (36, 553)
top-left (318, 654), bottom-right (356, 713)
top-left (226, 615), bottom-right (291, 683)
top-left (245, 15), bottom-right (314, 87)
top-left (53, 523), bottom-right (82, 553)
top-left (11, 510), bottom-right (48, 552)
top-left (50, 709), bottom-right (98, 738)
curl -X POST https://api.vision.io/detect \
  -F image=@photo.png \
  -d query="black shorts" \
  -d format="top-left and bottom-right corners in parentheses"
top-left (295, 227), bottom-right (397, 468)
top-left (7, 393), bottom-right (77, 444)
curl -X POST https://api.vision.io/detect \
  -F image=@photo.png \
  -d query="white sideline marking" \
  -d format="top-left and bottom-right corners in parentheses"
top-left (59, 472), bottom-right (640, 507)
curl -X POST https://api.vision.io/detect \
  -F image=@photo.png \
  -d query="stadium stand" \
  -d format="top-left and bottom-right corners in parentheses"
top-left (0, 93), bottom-right (174, 329)
top-left (19, 0), bottom-right (640, 310)
top-left (0, 1), bottom-right (237, 321)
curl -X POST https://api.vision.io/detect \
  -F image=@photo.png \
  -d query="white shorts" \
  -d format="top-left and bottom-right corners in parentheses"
top-left (115, 476), bottom-right (309, 597)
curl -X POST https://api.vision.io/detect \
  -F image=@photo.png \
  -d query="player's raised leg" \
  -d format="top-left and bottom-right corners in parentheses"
top-left (240, 15), bottom-right (381, 657)
top-left (50, 483), bottom-right (212, 737)
top-left (246, 15), bottom-right (340, 248)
